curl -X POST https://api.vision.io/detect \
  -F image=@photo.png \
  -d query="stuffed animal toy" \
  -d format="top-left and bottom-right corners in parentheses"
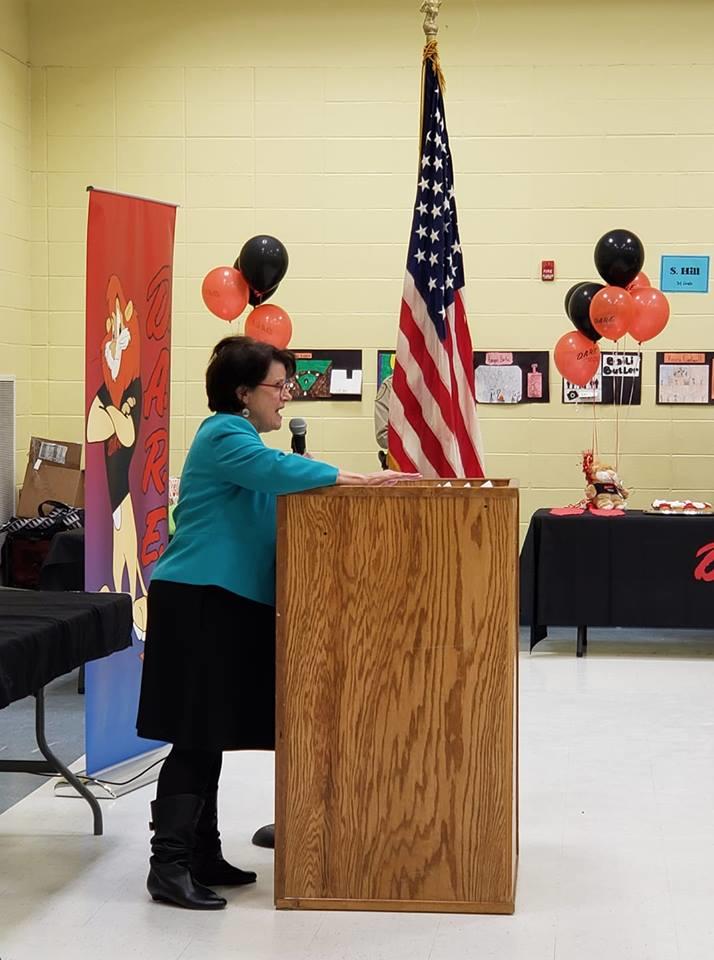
top-left (582, 451), bottom-right (629, 511)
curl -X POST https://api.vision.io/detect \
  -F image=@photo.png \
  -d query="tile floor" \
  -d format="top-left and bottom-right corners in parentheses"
top-left (1, 631), bottom-right (713, 959)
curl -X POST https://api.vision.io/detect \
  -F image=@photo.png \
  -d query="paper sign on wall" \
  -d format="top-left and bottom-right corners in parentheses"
top-left (660, 256), bottom-right (709, 293)
top-left (563, 352), bottom-right (642, 405)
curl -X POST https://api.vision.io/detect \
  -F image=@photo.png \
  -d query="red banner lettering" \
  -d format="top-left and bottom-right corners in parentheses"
top-left (146, 264), bottom-right (171, 340)
top-left (141, 506), bottom-right (167, 567)
top-left (142, 427), bottom-right (168, 495)
top-left (144, 347), bottom-right (170, 419)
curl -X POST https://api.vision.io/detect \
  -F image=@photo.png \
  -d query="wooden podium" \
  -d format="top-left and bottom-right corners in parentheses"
top-left (274, 479), bottom-right (518, 914)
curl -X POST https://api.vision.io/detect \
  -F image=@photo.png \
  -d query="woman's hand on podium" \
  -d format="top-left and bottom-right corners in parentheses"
top-left (336, 469), bottom-right (421, 486)
top-left (367, 470), bottom-right (421, 485)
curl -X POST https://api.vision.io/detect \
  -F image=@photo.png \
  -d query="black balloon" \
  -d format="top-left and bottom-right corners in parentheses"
top-left (594, 229), bottom-right (644, 288)
top-left (564, 282), bottom-right (582, 316)
top-left (236, 235), bottom-right (288, 296)
top-left (567, 281), bottom-right (604, 342)
top-left (247, 282), bottom-right (279, 307)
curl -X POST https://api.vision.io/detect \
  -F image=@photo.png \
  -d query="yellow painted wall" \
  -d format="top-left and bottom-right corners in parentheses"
top-left (21, 0), bottom-right (714, 535)
top-left (0, 0), bottom-right (30, 482)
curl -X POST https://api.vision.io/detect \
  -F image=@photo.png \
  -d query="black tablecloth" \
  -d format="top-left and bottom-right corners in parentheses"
top-left (520, 509), bottom-right (714, 647)
top-left (0, 588), bottom-right (132, 708)
top-left (39, 528), bottom-right (85, 591)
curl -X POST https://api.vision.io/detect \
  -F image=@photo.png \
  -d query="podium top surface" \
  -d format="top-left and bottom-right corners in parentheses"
top-left (280, 478), bottom-right (519, 500)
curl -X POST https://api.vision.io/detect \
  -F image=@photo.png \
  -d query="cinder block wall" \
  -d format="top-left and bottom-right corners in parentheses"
top-left (0, 0), bottom-right (30, 483)
top-left (15, 0), bottom-right (714, 538)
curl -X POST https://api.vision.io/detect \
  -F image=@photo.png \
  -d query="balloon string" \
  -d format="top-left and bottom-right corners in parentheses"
top-left (628, 336), bottom-right (638, 418)
top-left (612, 340), bottom-right (623, 473)
top-left (592, 396), bottom-right (599, 461)
top-left (625, 336), bottom-right (638, 485)
top-left (615, 334), bottom-right (637, 473)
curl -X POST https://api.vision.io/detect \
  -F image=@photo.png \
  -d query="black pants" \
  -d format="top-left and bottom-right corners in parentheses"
top-left (156, 746), bottom-right (223, 799)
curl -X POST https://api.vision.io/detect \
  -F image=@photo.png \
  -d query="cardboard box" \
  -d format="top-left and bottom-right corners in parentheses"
top-left (17, 436), bottom-right (85, 518)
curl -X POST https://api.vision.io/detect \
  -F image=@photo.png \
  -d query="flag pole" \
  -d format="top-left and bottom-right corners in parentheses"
top-left (391, 0), bottom-right (485, 477)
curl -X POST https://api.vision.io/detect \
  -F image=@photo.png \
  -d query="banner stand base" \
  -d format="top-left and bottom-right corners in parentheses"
top-left (54, 745), bottom-right (169, 801)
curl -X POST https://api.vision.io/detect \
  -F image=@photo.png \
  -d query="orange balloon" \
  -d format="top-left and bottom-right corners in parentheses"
top-left (554, 330), bottom-right (601, 387)
top-left (202, 267), bottom-right (249, 322)
top-left (589, 286), bottom-right (634, 341)
top-left (629, 287), bottom-right (670, 343)
top-left (627, 271), bottom-right (650, 291)
top-left (244, 303), bottom-right (292, 349)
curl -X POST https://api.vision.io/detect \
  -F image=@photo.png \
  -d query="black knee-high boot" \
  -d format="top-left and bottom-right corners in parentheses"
top-left (191, 790), bottom-right (257, 887)
top-left (147, 795), bottom-right (227, 909)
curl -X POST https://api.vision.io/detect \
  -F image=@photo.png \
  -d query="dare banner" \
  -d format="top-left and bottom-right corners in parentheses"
top-left (84, 189), bottom-right (176, 776)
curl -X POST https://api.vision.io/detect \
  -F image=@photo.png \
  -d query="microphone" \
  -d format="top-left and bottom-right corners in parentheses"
top-left (289, 418), bottom-right (307, 456)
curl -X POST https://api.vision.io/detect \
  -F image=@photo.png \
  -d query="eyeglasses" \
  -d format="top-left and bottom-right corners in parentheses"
top-left (256, 378), bottom-right (297, 395)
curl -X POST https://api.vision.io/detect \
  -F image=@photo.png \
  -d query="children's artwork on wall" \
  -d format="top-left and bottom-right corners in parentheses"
top-left (563, 371), bottom-right (602, 404)
top-left (563, 351), bottom-right (642, 405)
top-left (292, 350), bottom-right (363, 401)
top-left (377, 350), bottom-right (396, 388)
top-left (473, 351), bottom-right (550, 404)
top-left (656, 352), bottom-right (714, 404)
top-left (378, 348), bottom-right (550, 403)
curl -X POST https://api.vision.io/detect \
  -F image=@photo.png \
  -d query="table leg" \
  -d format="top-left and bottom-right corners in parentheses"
top-left (576, 625), bottom-right (588, 658)
top-left (34, 687), bottom-right (103, 836)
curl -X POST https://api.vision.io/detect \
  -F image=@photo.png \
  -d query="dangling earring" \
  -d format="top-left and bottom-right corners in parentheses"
top-left (241, 407), bottom-right (250, 419)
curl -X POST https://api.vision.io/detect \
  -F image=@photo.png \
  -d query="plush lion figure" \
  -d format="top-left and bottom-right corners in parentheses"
top-left (582, 451), bottom-right (629, 511)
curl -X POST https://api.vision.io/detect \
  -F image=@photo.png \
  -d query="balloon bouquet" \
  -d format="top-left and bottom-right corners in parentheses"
top-left (555, 229), bottom-right (670, 387)
top-left (200, 235), bottom-right (292, 348)
top-left (552, 229), bottom-right (671, 516)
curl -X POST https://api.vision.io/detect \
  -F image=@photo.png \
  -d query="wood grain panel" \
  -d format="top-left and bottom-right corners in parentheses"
top-left (275, 481), bottom-right (518, 913)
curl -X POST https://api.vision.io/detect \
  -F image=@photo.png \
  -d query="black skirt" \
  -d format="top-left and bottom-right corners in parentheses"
top-left (136, 580), bottom-right (276, 751)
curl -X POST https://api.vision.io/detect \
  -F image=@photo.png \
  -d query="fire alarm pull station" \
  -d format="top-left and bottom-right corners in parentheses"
top-left (541, 260), bottom-right (555, 281)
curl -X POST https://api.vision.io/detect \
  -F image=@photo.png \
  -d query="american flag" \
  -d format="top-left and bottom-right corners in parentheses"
top-left (388, 54), bottom-right (484, 478)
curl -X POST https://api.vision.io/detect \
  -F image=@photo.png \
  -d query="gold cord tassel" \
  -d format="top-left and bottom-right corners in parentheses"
top-left (422, 38), bottom-right (446, 92)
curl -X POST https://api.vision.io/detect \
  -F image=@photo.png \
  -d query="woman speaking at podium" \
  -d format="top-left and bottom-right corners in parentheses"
top-left (136, 335), bottom-right (414, 911)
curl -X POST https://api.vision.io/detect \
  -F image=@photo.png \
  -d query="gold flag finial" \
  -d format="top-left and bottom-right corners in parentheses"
top-left (421, 0), bottom-right (442, 40)
top-left (421, 1), bottom-right (445, 90)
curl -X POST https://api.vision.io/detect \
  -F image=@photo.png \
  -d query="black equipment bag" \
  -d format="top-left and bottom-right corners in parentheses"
top-left (0, 500), bottom-right (84, 589)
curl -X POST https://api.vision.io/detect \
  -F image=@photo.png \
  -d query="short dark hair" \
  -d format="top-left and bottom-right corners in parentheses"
top-left (206, 336), bottom-right (296, 413)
